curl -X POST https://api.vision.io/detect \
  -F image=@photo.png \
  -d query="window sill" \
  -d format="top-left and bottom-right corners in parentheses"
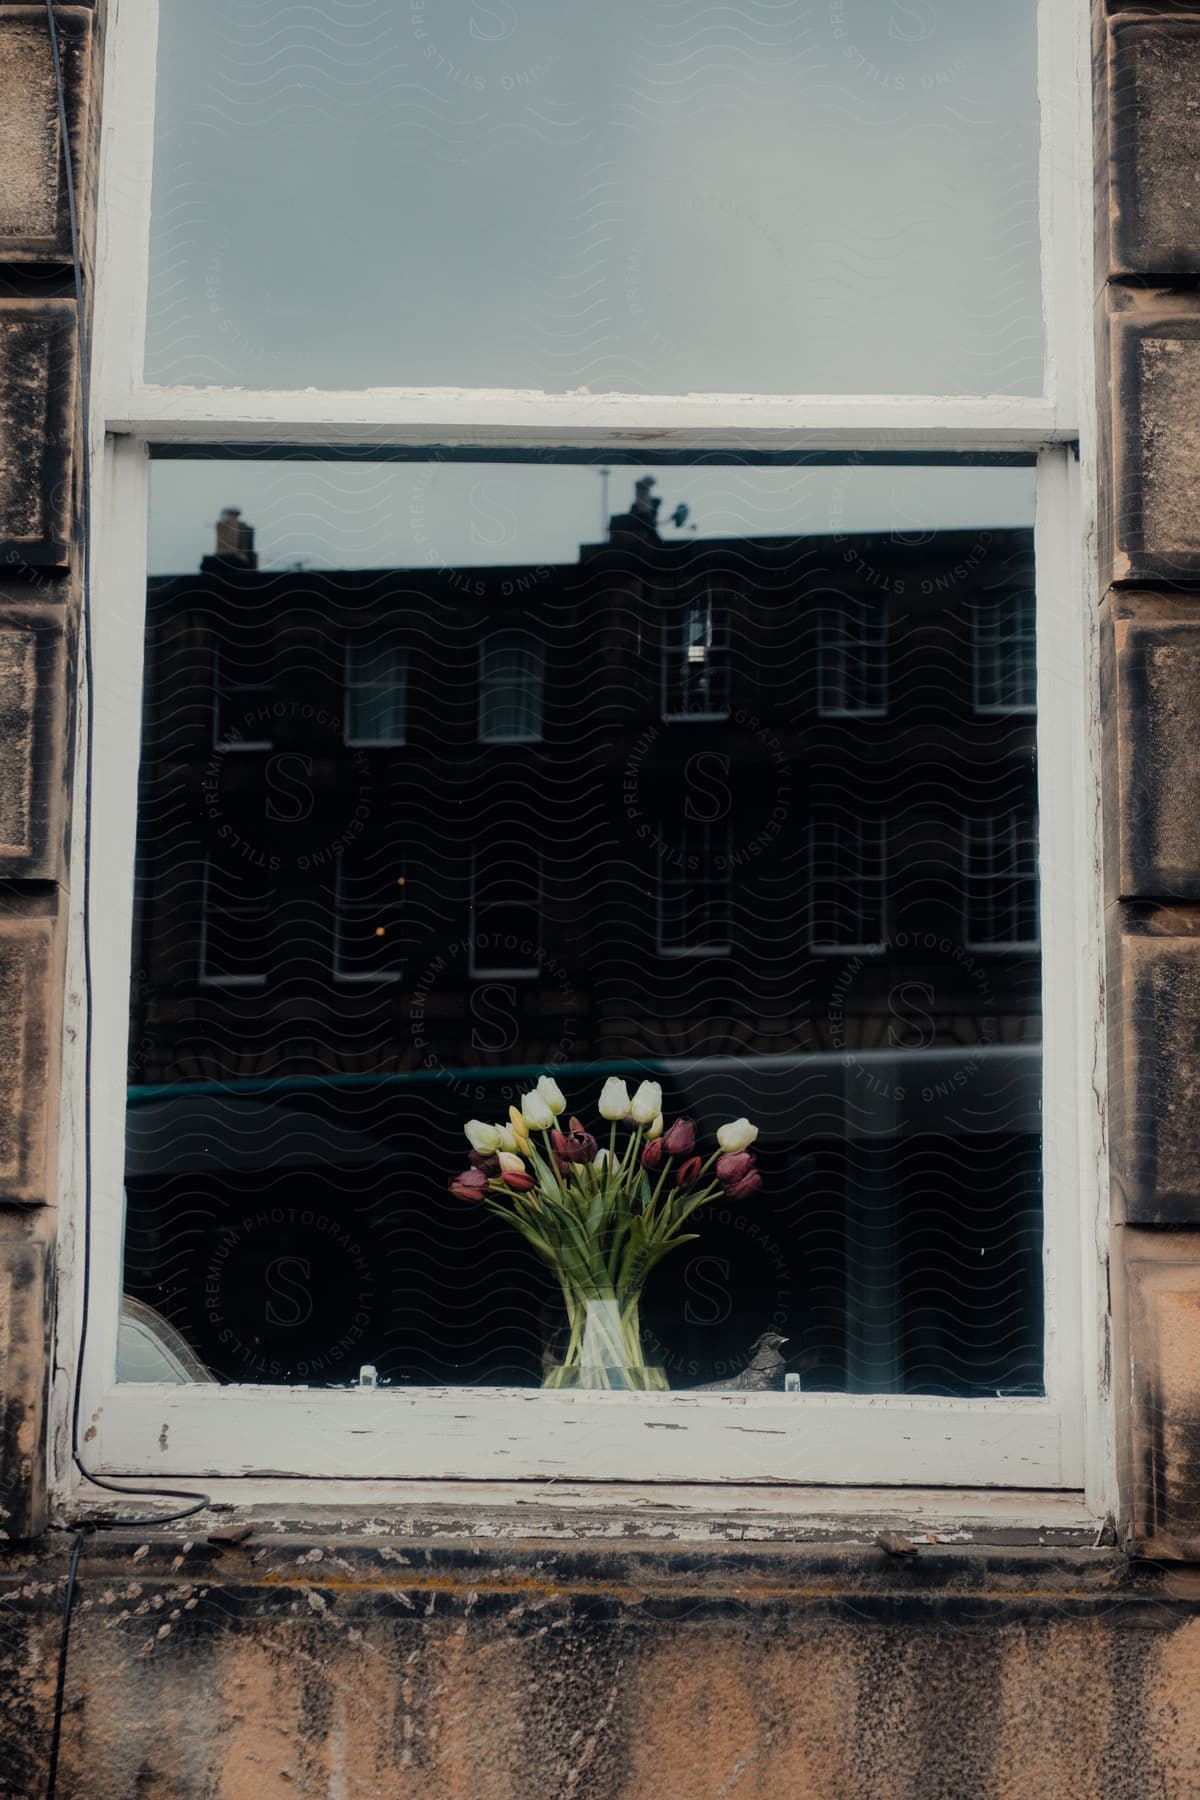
top-left (59, 1478), bottom-right (1102, 1548)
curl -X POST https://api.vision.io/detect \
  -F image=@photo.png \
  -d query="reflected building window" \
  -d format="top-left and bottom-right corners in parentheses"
top-left (662, 589), bottom-right (730, 721)
top-left (657, 821), bottom-right (732, 957)
top-left (972, 589), bottom-right (1036, 714)
top-left (212, 646), bottom-right (273, 751)
top-left (469, 848), bottom-right (542, 978)
top-left (964, 811), bottom-right (1040, 949)
top-left (479, 630), bottom-right (544, 743)
top-left (199, 858), bottom-right (272, 986)
top-left (816, 603), bottom-right (888, 718)
top-left (333, 851), bottom-right (408, 983)
top-left (344, 642), bottom-right (407, 746)
top-left (807, 814), bottom-right (887, 953)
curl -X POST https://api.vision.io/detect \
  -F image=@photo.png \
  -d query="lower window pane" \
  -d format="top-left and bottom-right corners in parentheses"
top-left (122, 459), bottom-right (1042, 1395)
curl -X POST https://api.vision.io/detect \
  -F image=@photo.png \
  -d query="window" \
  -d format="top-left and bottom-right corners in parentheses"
top-left (657, 822), bottom-right (732, 957)
top-left (211, 647), bottom-right (272, 751)
top-left (333, 851), bottom-right (408, 983)
top-left (662, 589), bottom-right (730, 721)
top-left (964, 811), bottom-right (1041, 951)
top-left (468, 849), bottom-right (542, 980)
top-left (479, 631), bottom-right (544, 743)
top-left (816, 603), bottom-right (889, 717)
top-left (972, 589), bottom-right (1037, 714)
top-left (807, 815), bottom-right (887, 954)
top-left (77, 0), bottom-right (1099, 1500)
top-left (344, 642), bottom-right (407, 747)
top-left (198, 858), bottom-right (271, 987)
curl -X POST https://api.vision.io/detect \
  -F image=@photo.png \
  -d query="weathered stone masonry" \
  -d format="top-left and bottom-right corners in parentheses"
top-left (3, 3), bottom-right (1200, 1795)
top-left (0, 2), bottom-right (93, 1548)
top-left (1099, 1), bottom-right (1200, 1561)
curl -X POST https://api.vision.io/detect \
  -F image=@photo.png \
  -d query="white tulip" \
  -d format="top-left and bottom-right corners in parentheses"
top-left (465, 1120), bottom-right (501, 1154)
top-left (497, 1151), bottom-right (526, 1175)
top-left (592, 1148), bottom-right (613, 1171)
top-left (598, 1076), bottom-right (631, 1120)
top-left (646, 1114), bottom-right (664, 1141)
top-left (495, 1123), bottom-right (519, 1153)
top-left (536, 1074), bottom-right (567, 1115)
top-left (630, 1079), bottom-right (663, 1125)
top-left (520, 1090), bottom-right (556, 1130)
top-left (716, 1118), bottom-right (759, 1154)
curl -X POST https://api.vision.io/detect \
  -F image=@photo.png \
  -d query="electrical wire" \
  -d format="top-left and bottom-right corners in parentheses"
top-left (43, 2), bottom-right (212, 1788)
top-left (45, 1524), bottom-right (90, 1800)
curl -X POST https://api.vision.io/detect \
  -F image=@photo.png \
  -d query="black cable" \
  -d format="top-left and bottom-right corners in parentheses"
top-left (45, 1524), bottom-right (90, 1800)
top-left (43, 0), bottom-right (210, 1533)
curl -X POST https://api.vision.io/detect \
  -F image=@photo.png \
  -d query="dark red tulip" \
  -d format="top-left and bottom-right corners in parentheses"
top-left (662, 1117), bottom-right (697, 1156)
top-left (551, 1118), bottom-right (598, 1165)
top-left (449, 1168), bottom-right (489, 1202)
top-left (468, 1150), bottom-right (500, 1174)
top-left (725, 1171), bottom-right (763, 1202)
top-left (641, 1138), bottom-right (667, 1173)
top-left (675, 1155), bottom-right (703, 1190)
top-left (716, 1150), bottom-right (756, 1186)
top-left (502, 1168), bottom-right (537, 1192)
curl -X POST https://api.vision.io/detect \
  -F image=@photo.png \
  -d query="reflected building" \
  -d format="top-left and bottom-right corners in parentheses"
top-left (124, 480), bottom-right (1042, 1395)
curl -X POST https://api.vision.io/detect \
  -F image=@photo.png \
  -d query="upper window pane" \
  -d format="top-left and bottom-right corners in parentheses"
top-left (146, 0), bottom-right (1041, 394)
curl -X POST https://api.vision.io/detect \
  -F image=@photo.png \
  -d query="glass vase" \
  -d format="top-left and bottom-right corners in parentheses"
top-left (542, 1290), bottom-right (668, 1391)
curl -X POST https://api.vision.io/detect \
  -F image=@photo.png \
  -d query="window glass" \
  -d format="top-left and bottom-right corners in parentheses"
top-left (146, 0), bottom-right (1040, 395)
top-left (345, 643), bottom-right (408, 746)
top-left (124, 457), bottom-right (1042, 1396)
top-left (479, 631), bottom-right (544, 742)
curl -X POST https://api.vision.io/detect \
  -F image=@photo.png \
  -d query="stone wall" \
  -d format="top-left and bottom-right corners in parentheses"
top-left (1098, 0), bottom-right (1200, 1559)
top-left (0, 1), bottom-right (95, 1545)
top-left (4, 1529), bottom-right (1200, 1800)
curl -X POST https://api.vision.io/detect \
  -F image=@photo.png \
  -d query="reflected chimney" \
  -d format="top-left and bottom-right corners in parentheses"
top-left (606, 475), bottom-right (662, 546)
top-left (202, 507), bottom-right (258, 572)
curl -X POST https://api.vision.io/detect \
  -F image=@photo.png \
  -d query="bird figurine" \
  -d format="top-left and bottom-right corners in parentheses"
top-left (694, 1331), bottom-right (788, 1392)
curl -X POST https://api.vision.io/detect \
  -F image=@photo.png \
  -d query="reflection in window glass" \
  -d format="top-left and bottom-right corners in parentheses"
top-left (479, 631), bottom-right (544, 743)
top-left (345, 643), bottom-right (407, 746)
top-left (972, 590), bottom-right (1037, 714)
top-left (657, 823), bottom-right (732, 957)
top-left (148, 0), bottom-right (1040, 395)
top-left (212, 649), bottom-right (273, 751)
top-left (469, 849), bottom-right (543, 979)
top-left (199, 858), bottom-right (271, 986)
top-left (807, 815), bottom-right (887, 953)
top-left (124, 461), bottom-right (1043, 1398)
top-left (817, 603), bottom-right (889, 718)
top-left (333, 848), bottom-right (408, 984)
top-left (662, 591), bottom-right (730, 721)
top-left (964, 811), bottom-right (1041, 951)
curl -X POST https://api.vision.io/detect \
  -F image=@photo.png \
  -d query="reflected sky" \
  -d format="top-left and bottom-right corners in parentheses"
top-left (148, 459), bottom-right (1036, 572)
top-left (147, 0), bottom-right (1040, 395)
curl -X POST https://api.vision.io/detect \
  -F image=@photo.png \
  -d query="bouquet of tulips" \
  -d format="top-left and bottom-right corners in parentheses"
top-left (448, 1074), bottom-right (762, 1389)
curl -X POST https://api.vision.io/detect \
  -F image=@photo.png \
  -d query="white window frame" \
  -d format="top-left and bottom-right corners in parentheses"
top-left (57, 0), bottom-right (1110, 1509)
